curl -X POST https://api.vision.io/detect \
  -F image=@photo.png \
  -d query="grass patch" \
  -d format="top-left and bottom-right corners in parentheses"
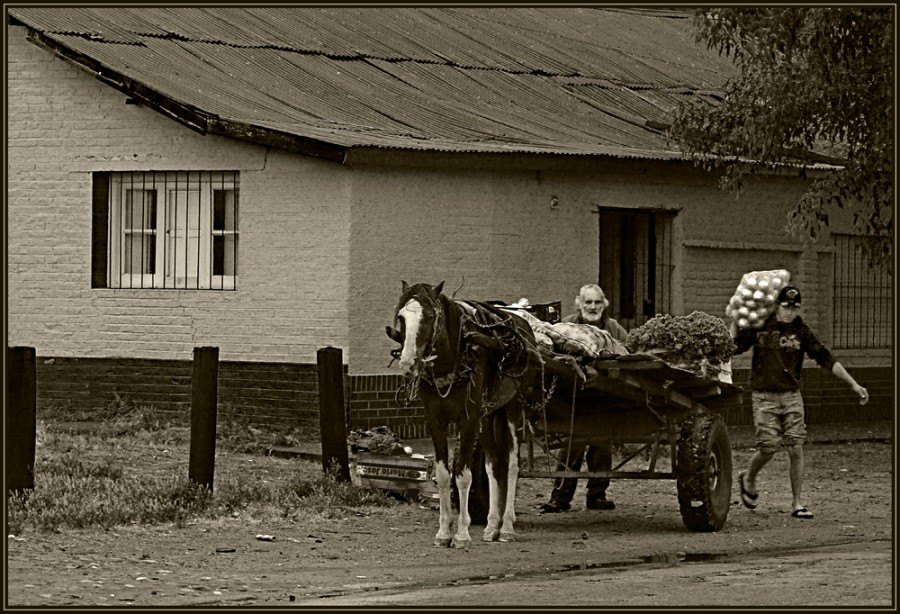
top-left (10, 399), bottom-right (398, 534)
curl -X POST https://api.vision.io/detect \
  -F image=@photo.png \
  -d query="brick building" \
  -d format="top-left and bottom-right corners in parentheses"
top-left (6, 8), bottom-right (893, 437)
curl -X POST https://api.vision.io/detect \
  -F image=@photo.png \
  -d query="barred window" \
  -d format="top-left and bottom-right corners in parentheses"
top-left (832, 234), bottom-right (891, 349)
top-left (100, 171), bottom-right (238, 290)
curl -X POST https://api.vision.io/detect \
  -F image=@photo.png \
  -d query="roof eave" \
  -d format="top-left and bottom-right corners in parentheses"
top-left (23, 27), bottom-right (348, 164)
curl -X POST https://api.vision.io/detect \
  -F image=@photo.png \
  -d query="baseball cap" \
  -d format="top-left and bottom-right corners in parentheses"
top-left (777, 286), bottom-right (802, 307)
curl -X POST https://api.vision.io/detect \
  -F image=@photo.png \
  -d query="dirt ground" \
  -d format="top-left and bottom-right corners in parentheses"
top-left (5, 424), bottom-right (894, 608)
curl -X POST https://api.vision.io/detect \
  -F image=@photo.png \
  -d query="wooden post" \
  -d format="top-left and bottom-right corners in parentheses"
top-left (6, 347), bottom-right (37, 497)
top-left (317, 347), bottom-right (350, 481)
top-left (189, 346), bottom-right (219, 491)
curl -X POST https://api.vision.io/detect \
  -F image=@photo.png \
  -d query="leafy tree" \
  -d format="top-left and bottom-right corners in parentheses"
top-left (669, 8), bottom-right (893, 270)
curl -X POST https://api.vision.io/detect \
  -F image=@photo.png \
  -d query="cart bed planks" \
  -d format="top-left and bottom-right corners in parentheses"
top-left (521, 350), bottom-right (743, 532)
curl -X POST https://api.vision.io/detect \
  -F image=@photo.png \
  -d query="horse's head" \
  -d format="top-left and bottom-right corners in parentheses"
top-left (387, 280), bottom-right (445, 374)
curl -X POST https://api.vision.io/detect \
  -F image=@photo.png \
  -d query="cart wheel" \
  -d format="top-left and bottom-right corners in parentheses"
top-left (451, 439), bottom-right (489, 525)
top-left (676, 413), bottom-right (732, 532)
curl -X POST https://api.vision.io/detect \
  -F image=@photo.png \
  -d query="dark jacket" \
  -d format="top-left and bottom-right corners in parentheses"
top-left (562, 313), bottom-right (629, 343)
top-left (734, 316), bottom-right (836, 392)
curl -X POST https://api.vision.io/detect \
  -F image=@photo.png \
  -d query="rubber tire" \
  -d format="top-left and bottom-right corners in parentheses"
top-left (451, 439), bottom-right (490, 525)
top-left (676, 413), bottom-right (732, 532)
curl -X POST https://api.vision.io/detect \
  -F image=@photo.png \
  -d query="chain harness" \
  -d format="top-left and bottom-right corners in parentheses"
top-left (390, 290), bottom-right (537, 415)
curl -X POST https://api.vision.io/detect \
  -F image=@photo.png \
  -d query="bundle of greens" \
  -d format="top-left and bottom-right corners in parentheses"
top-left (347, 426), bottom-right (410, 455)
top-left (625, 311), bottom-right (736, 375)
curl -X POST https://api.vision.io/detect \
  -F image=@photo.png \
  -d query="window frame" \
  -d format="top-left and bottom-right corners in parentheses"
top-left (596, 206), bottom-right (675, 329)
top-left (104, 171), bottom-right (239, 290)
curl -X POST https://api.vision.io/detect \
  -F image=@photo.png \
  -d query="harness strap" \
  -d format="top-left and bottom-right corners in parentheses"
top-left (392, 288), bottom-right (541, 411)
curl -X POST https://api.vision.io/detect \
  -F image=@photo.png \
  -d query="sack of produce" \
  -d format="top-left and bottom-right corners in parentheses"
top-left (625, 311), bottom-right (736, 379)
top-left (725, 269), bottom-right (791, 329)
top-left (500, 304), bottom-right (555, 352)
top-left (545, 321), bottom-right (628, 358)
top-left (533, 330), bottom-right (555, 352)
top-left (499, 301), bottom-right (627, 357)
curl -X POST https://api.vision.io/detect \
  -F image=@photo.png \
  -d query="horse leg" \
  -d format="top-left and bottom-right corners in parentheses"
top-left (430, 432), bottom-right (454, 548)
top-left (479, 416), bottom-right (504, 542)
top-left (480, 412), bottom-right (519, 542)
top-left (497, 416), bottom-right (519, 543)
top-left (451, 426), bottom-right (476, 550)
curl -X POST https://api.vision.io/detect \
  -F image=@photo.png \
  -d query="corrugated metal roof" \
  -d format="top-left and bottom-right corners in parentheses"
top-left (8, 6), bottom-right (739, 161)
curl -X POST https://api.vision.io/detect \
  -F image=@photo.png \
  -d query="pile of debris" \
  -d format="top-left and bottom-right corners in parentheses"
top-left (347, 426), bottom-right (437, 503)
top-left (346, 425), bottom-right (411, 456)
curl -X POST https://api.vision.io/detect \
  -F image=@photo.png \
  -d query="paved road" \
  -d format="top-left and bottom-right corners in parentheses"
top-left (310, 539), bottom-right (893, 607)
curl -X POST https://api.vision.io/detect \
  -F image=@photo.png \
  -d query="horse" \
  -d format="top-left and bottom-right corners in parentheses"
top-left (386, 281), bottom-right (540, 548)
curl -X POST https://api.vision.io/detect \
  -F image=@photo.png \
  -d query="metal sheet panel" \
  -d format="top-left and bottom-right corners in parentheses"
top-left (9, 6), bottom-right (738, 159)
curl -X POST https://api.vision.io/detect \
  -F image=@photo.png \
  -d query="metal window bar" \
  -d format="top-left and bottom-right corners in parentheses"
top-left (109, 171), bottom-right (238, 290)
top-left (214, 178), bottom-right (221, 288)
top-left (140, 180), bottom-right (146, 287)
top-left (152, 172), bottom-right (159, 288)
top-left (832, 234), bottom-right (891, 348)
top-left (177, 172), bottom-right (183, 288)
top-left (195, 171), bottom-right (201, 287)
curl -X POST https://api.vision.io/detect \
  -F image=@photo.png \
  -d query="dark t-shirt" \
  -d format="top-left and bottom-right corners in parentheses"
top-left (733, 317), bottom-right (836, 392)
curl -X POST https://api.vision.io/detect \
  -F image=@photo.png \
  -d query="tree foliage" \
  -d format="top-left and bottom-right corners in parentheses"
top-left (669, 8), bottom-right (893, 270)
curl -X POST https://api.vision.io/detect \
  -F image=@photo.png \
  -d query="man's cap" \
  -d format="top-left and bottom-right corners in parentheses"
top-left (777, 286), bottom-right (802, 307)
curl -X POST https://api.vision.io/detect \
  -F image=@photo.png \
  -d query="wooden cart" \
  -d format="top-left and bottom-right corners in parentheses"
top-left (518, 351), bottom-right (743, 532)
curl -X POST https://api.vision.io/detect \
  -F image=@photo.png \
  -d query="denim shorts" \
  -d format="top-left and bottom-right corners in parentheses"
top-left (752, 390), bottom-right (807, 454)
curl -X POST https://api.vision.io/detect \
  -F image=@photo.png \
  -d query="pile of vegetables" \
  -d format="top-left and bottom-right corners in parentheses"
top-left (725, 269), bottom-right (791, 329)
top-left (625, 311), bottom-right (736, 375)
top-left (347, 426), bottom-right (411, 455)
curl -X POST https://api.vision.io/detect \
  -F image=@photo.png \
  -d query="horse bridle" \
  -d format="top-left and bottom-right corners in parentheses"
top-left (389, 291), bottom-right (471, 400)
top-left (389, 291), bottom-right (440, 358)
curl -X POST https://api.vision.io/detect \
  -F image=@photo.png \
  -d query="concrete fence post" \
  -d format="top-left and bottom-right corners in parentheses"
top-left (317, 347), bottom-right (350, 482)
top-left (189, 346), bottom-right (219, 492)
top-left (6, 347), bottom-right (37, 497)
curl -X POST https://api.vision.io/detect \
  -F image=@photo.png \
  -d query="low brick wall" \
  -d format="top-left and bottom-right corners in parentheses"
top-left (349, 366), bottom-right (895, 438)
top-left (33, 356), bottom-right (321, 431)
top-left (348, 373), bottom-right (427, 439)
top-left (35, 357), bottom-right (192, 414)
top-left (25, 357), bottom-right (893, 440)
top-left (713, 366), bottom-right (894, 426)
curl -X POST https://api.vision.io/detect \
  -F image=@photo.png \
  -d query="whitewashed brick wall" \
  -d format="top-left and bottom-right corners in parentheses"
top-left (7, 24), bottom-right (350, 364)
top-left (346, 152), bottom-right (859, 374)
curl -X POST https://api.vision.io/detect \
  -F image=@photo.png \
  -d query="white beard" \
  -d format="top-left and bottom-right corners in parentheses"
top-left (581, 312), bottom-right (603, 324)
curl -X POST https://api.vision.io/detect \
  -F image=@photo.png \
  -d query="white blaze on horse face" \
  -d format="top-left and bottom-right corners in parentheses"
top-left (397, 299), bottom-right (424, 373)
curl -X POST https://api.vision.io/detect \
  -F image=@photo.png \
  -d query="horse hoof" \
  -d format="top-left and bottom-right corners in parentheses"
top-left (499, 532), bottom-right (516, 543)
top-left (482, 529), bottom-right (500, 542)
top-left (451, 538), bottom-right (471, 550)
top-left (434, 537), bottom-right (452, 548)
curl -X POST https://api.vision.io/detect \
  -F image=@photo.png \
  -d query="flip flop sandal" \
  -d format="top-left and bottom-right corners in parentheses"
top-left (739, 471), bottom-right (758, 510)
top-left (791, 508), bottom-right (814, 519)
